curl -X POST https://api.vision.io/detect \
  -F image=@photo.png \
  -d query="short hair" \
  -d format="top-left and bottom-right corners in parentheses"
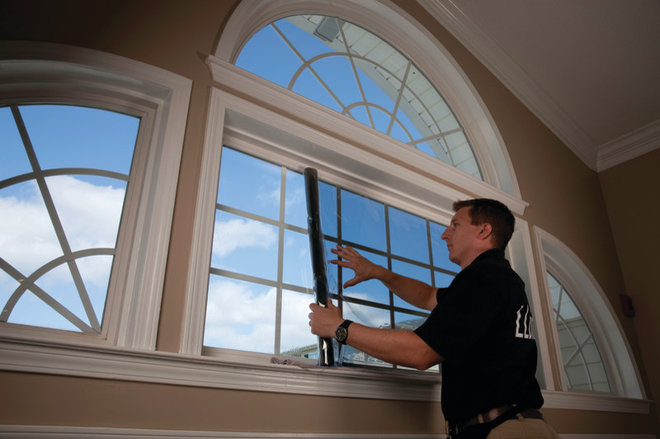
top-left (452, 198), bottom-right (515, 250)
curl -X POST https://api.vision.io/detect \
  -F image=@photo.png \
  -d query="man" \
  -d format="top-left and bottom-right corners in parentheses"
top-left (309, 198), bottom-right (559, 438)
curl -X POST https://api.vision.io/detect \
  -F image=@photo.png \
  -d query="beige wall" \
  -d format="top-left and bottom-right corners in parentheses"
top-left (0, 0), bottom-right (658, 436)
top-left (600, 148), bottom-right (660, 426)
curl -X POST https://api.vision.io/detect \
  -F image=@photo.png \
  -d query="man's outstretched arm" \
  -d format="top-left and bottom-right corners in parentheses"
top-left (309, 301), bottom-right (442, 370)
top-left (331, 245), bottom-right (438, 311)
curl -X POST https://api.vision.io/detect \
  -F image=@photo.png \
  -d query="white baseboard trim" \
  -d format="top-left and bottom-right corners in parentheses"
top-left (0, 426), bottom-right (444, 439)
top-left (0, 426), bottom-right (656, 439)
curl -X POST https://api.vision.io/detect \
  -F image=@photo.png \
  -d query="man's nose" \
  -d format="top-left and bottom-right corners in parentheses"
top-left (441, 229), bottom-right (449, 240)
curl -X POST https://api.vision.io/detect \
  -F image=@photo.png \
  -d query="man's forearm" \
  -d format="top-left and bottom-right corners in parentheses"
top-left (376, 267), bottom-right (437, 310)
top-left (344, 322), bottom-right (442, 370)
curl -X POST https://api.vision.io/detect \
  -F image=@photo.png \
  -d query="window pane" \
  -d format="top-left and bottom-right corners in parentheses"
top-left (280, 289), bottom-right (317, 356)
top-left (211, 210), bottom-right (278, 281)
top-left (282, 229), bottom-right (312, 288)
top-left (218, 148), bottom-right (281, 220)
top-left (430, 221), bottom-right (460, 272)
top-left (340, 250), bottom-right (388, 305)
top-left (391, 259), bottom-right (432, 312)
top-left (19, 105), bottom-right (137, 174)
top-left (204, 275), bottom-right (276, 354)
top-left (341, 189), bottom-right (386, 251)
top-left (235, 24), bottom-right (303, 89)
top-left (547, 271), bottom-right (611, 393)
top-left (389, 207), bottom-right (429, 263)
top-left (0, 106), bottom-right (32, 180)
top-left (284, 170), bottom-right (306, 228)
top-left (342, 302), bottom-right (391, 367)
top-left (0, 104), bottom-right (138, 333)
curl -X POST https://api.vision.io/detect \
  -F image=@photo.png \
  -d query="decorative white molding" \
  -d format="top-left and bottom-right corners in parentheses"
top-left (0, 337), bottom-right (442, 403)
top-left (417, 0), bottom-right (599, 170)
top-left (0, 336), bottom-right (651, 414)
top-left (596, 118), bottom-right (660, 171)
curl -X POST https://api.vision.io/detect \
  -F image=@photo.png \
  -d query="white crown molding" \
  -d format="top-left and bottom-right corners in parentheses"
top-left (416, 0), bottom-right (599, 170)
top-left (596, 118), bottom-right (660, 171)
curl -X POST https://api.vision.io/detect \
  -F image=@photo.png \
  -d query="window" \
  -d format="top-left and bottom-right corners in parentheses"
top-left (547, 271), bottom-right (611, 392)
top-left (536, 227), bottom-right (644, 398)
top-left (1, 104), bottom-right (138, 334)
top-left (0, 43), bottom-right (191, 348)
top-left (204, 147), bottom-right (460, 367)
top-left (235, 14), bottom-right (482, 180)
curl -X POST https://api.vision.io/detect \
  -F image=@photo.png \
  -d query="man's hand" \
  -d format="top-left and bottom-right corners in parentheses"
top-left (309, 300), bottom-right (344, 339)
top-left (330, 245), bottom-right (384, 288)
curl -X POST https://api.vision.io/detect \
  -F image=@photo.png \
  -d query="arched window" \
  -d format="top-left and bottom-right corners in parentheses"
top-left (0, 42), bottom-right (191, 349)
top-left (235, 15), bottom-right (482, 179)
top-left (1, 104), bottom-right (138, 334)
top-left (536, 227), bottom-right (644, 399)
top-left (547, 271), bottom-right (611, 392)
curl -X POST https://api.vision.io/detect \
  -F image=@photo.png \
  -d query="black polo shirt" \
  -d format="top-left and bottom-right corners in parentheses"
top-left (415, 248), bottom-right (543, 424)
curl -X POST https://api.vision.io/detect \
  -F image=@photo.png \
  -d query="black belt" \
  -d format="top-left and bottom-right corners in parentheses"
top-left (448, 405), bottom-right (544, 437)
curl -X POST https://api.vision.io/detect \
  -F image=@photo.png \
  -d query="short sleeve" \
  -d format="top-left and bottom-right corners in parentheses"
top-left (414, 267), bottom-right (499, 361)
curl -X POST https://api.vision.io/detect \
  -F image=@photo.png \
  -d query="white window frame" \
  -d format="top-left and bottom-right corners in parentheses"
top-left (0, 41), bottom-right (191, 350)
top-left (534, 226), bottom-right (645, 400)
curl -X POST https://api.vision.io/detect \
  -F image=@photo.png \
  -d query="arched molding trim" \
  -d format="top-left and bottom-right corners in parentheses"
top-left (533, 226), bottom-right (645, 399)
top-left (211, 0), bottom-right (524, 206)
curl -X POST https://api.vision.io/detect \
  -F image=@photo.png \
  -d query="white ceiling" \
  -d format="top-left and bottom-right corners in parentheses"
top-left (418, 0), bottom-right (660, 171)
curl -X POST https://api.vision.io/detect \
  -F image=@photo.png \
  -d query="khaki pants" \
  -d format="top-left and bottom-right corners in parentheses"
top-left (487, 417), bottom-right (560, 438)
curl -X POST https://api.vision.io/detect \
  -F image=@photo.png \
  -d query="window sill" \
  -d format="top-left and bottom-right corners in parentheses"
top-left (0, 336), bottom-right (440, 402)
top-left (0, 335), bottom-right (651, 414)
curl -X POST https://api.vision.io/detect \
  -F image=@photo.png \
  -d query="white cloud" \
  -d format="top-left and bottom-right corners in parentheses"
top-left (204, 278), bottom-right (276, 353)
top-left (212, 217), bottom-right (277, 258)
top-left (0, 176), bottom-right (124, 323)
top-left (204, 278), bottom-right (318, 355)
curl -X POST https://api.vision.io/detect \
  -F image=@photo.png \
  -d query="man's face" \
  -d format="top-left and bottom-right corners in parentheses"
top-left (441, 207), bottom-right (483, 268)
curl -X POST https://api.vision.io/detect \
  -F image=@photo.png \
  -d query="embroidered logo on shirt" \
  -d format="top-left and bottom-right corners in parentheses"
top-left (515, 305), bottom-right (535, 339)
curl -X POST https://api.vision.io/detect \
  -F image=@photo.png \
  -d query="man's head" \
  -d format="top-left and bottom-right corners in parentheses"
top-left (453, 198), bottom-right (515, 250)
top-left (441, 198), bottom-right (514, 268)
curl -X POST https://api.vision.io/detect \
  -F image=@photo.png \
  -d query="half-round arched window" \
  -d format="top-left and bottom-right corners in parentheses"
top-left (536, 227), bottom-right (644, 399)
top-left (547, 271), bottom-right (611, 392)
top-left (235, 15), bottom-right (482, 179)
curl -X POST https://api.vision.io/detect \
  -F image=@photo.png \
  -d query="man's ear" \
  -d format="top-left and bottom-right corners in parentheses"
top-left (478, 223), bottom-right (493, 241)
